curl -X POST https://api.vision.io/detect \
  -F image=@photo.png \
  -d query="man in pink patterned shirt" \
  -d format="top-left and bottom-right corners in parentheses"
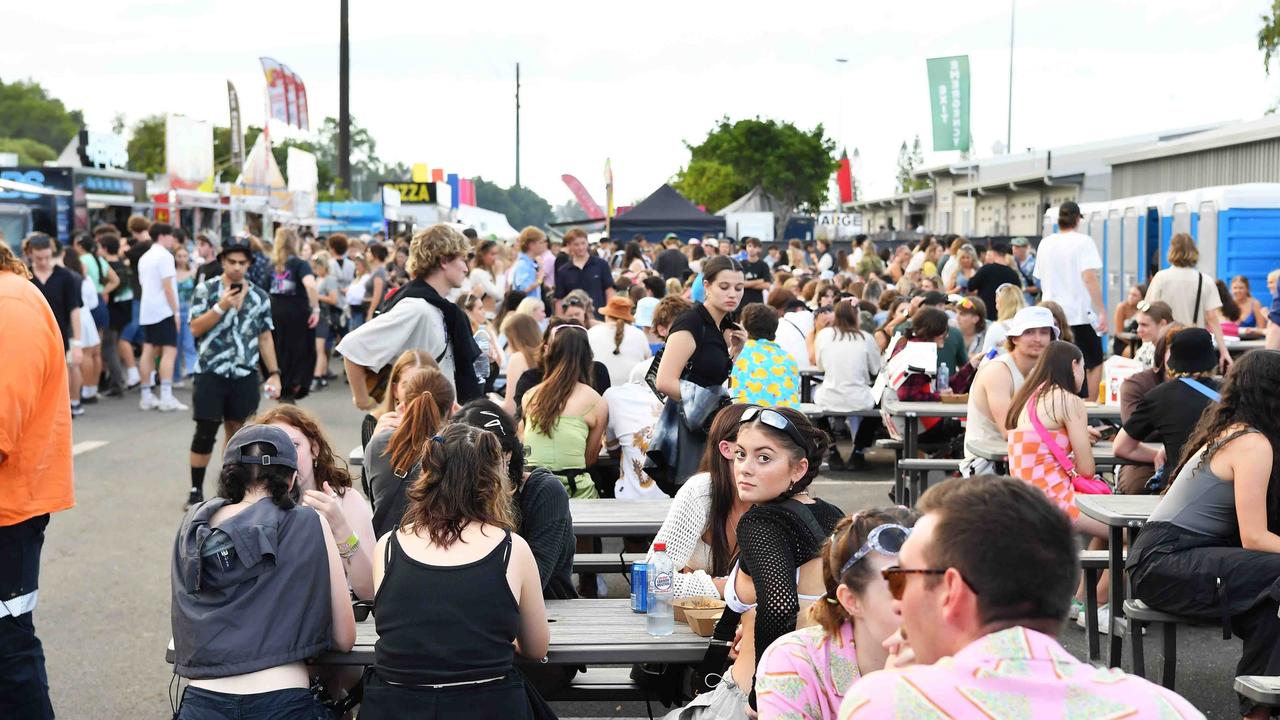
top-left (839, 476), bottom-right (1203, 719)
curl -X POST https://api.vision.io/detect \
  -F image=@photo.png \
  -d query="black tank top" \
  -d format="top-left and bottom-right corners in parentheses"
top-left (373, 529), bottom-right (520, 685)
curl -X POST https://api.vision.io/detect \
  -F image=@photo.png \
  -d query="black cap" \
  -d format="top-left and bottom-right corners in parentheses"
top-left (223, 425), bottom-right (299, 470)
top-left (462, 228), bottom-right (478, 240)
top-left (921, 290), bottom-right (947, 307)
top-left (1167, 328), bottom-right (1217, 374)
top-left (218, 236), bottom-right (253, 261)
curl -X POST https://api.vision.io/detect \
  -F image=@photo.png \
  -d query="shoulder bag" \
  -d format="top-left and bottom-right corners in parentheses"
top-left (1026, 389), bottom-right (1112, 495)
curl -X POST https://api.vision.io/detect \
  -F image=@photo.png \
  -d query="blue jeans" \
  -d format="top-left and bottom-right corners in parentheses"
top-left (177, 301), bottom-right (197, 379)
top-left (177, 686), bottom-right (328, 720)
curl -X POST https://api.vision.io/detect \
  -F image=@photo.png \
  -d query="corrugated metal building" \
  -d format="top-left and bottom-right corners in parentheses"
top-left (1109, 116), bottom-right (1280, 197)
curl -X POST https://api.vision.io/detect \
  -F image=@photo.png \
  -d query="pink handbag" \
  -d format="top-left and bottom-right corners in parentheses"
top-left (1026, 388), bottom-right (1113, 495)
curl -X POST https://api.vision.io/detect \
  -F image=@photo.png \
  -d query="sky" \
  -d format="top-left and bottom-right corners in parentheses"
top-left (3, 0), bottom-right (1277, 210)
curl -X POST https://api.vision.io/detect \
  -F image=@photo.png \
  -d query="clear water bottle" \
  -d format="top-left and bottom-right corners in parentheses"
top-left (936, 362), bottom-right (950, 393)
top-left (472, 329), bottom-right (490, 383)
top-left (647, 542), bottom-right (674, 636)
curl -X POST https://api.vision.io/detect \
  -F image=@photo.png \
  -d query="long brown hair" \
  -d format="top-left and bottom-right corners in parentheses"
top-left (810, 507), bottom-right (920, 635)
top-left (831, 300), bottom-right (863, 339)
top-left (254, 405), bottom-right (354, 495)
top-left (501, 312), bottom-right (544, 368)
top-left (525, 326), bottom-right (594, 435)
top-left (699, 404), bottom-right (752, 576)
top-left (384, 369), bottom-right (455, 476)
top-left (379, 350), bottom-right (438, 416)
top-left (1005, 341), bottom-right (1083, 430)
top-left (400, 423), bottom-right (515, 547)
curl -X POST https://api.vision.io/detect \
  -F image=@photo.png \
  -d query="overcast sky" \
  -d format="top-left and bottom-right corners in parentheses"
top-left (4, 0), bottom-right (1277, 209)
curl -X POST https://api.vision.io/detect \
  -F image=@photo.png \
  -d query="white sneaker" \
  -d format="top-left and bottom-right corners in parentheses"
top-left (158, 397), bottom-right (190, 412)
top-left (139, 394), bottom-right (160, 411)
top-left (1078, 603), bottom-right (1129, 636)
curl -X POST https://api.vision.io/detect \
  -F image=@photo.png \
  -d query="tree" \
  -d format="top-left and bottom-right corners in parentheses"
top-left (1260, 0), bottom-right (1280, 73)
top-left (676, 116), bottom-right (837, 238)
top-left (895, 135), bottom-right (929, 194)
top-left (672, 159), bottom-right (740, 215)
top-left (0, 137), bottom-right (57, 165)
top-left (127, 115), bottom-right (166, 175)
top-left (474, 177), bottom-right (553, 230)
top-left (0, 78), bottom-right (83, 151)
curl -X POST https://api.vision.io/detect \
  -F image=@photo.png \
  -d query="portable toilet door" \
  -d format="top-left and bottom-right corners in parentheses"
top-left (1103, 204), bottom-right (1125, 319)
top-left (1121, 199), bottom-right (1149, 287)
top-left (1202, 183), bottom-right (1280, 309)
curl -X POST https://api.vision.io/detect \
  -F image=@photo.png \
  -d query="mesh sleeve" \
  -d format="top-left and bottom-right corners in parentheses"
top-left (736, 509), bottom-right (799, 709)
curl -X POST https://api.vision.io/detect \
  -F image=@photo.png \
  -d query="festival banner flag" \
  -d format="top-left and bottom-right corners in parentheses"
top-left (289, 66), bottom-right (310, 131)
top-left (927, 55), bottom-right (970, 152)
top-left (282, 69), bottom-right (299, 127)
top-left (836, 157), bottom-right (853, 204)
top-left (431, 168), bottom-right (444, 182)
top-left (447, 173), bottom-right (460, 210)
top-left (604, 158), bottom-right (614, 219)
top-left (560, 174), bottom-right (605, 219)
top-left (227, 81), bottom-right (244, 173)
top-left (259, 57), bottom-right (289, 126)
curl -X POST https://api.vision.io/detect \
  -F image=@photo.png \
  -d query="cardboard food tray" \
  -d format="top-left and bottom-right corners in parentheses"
top-left (673, 597), bottom-right (726, 623)
top-left (940, 393), bottom-right (968, 404)
top-left (686, 608), bottom-right (724, 637)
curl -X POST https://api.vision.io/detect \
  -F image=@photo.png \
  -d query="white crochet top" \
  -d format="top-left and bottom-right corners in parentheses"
top-left (646, 472), bottom-right (718, 598)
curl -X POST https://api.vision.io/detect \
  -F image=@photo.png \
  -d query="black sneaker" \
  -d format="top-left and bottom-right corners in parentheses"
top-left (184, 489), bottom-right (204, 510)
top-left (81, 394), bottom-right (99, 405)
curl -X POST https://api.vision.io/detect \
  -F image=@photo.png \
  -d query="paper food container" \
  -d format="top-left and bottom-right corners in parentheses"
top-left (686, 608), bottom-right (724, 637)
top-left (673, 597), bottom-right (726, 623)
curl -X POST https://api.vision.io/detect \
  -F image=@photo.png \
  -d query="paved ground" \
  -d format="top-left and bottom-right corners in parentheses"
top-left (42, 382), bottom-right (1246, 718)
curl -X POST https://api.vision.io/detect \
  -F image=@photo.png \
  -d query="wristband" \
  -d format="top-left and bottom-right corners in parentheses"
top-left (266, 369), bottom-right (280, 377)
top-left (212, 304), bottom-right (226, 315)
top-left (338, 533), bottom-right (360, 559)
top-left (71, 340), bottom-right (83, 348)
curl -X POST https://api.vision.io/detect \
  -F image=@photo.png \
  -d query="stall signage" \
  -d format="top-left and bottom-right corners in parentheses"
top-left (379, 181), bottom-right (437, 205)
top-left (0, 169), bottom-right (54, 199)
top-left (77, 173), bottom-right (139, 196)
top-left (78, 129), bottom-right (130, 170)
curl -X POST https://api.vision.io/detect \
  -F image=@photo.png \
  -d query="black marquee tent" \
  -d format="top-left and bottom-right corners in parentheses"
top-left (608, 184), bottom-right (725, 241)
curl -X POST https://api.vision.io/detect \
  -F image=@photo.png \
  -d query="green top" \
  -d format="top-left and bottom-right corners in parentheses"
top-left (80, 253), bottom-right (105, 293)
top-left (524, 406), bottom-right (598, 499)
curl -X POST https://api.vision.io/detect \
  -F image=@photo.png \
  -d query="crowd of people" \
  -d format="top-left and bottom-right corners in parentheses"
top-left (8, 203), bottom-right (1280, 719)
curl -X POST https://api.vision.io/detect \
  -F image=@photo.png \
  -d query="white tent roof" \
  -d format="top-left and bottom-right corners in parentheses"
top-left (716, 185), bottom-right (782, 216)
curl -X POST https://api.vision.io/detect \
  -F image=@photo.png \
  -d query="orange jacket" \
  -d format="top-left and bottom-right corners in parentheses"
top-left (0, 271), bottom-right (75, 526)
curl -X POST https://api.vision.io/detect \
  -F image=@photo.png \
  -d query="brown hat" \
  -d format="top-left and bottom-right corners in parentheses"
top-left (600, 296), bottom-right (635, 322)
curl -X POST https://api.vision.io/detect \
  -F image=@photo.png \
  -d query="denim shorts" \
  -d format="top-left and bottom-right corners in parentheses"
top-left (177, 686), bottom-right (328, 720)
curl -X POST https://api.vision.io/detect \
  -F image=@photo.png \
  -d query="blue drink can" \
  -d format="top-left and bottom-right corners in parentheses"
top-left (630, 562), bottom-right (649, 613)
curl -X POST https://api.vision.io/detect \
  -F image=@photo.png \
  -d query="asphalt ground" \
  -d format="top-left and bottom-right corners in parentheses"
top-left (41, 382), bottom-right (1246, 718)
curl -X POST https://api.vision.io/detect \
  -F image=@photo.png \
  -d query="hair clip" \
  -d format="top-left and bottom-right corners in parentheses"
top-left (431, 435), bottom-right (444, 445)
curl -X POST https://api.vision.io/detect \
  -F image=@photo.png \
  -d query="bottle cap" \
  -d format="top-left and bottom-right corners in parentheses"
top-left (653, 542), bottom-right (666, 552)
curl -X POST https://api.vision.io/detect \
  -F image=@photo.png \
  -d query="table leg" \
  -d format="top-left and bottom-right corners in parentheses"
top-left (1085, 566), bottom-right (1100, 662)
top-left (898, 417), bottom-right (919, 505)
top-left (801, 374), bottom-right (813, 404)
top-left (1107, 525), bottom-right (1124, 667)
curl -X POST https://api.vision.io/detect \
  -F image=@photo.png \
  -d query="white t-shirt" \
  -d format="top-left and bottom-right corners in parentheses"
top-left (775, 310), bottom-right (813, 367)
top-left (588, 322), bottom-right (652, 388)
top-left (137, 243), bottom-right (177, 324)
top-left (1033, 230), bottom-right (1102, 326)
top-left (602, 380), bottom-right (667, 501)
top-left (813, 327), bottom-right (882, 411)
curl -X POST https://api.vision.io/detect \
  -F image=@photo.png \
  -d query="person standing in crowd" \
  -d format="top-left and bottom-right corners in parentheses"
top-left (941, 243), bottom-right (979, 294)
top-left (756, 507), bottom-right (919, 720)
top-left (309, 251), bottom-right (340, 391)
top-left (469, 239), bottom-right (506, 311)
top-left (1011, 236), bottom-right (1038, 303)
top-left (965, 243), bottom-right (1022, 321)
top-left (325, 233), bottom-right (355, 314)
top-left (24, 233), bottom-right (84, 414)
top-left (731, 303), bottom-right (800, 408)
top-left (838, 476), bottom-right (1200, 719)
top-left (654, 233), bottom-right (690, 281)
top-left (814, 299), bottom-right (883, 470)
top-left (186, 237), bottom-right (281, 509)
top-left (361, 244), bottom-right (390, 323)
top-left (1128, 350), bottom-right (1280, 720)
top-left (266, 227), bottom-right (319, 402)
top-left (362, 423), bottom-right (548, 719)
top-left (521, 326), bottom-right (609, 499)
top-left (365, 368), bottom-right (454, 537)
top-left (1145, 232), bottom-right (1232, 371)
top-left (100, 233), bottom-right (141, 395)
top-left (59, 249), bottom-right (92, 416)
top-left (0, 241), bottom-right (74, 720)
top-left (135, 223), bottom-right (187, 412)
top-left (652, 256), bottom-right (746, 490)
top-left (173, 245), bottom-right (197, 385)
top-left (75, 234), bottom-right (118, 404)
top-left (555, 228), bottom-right (614, 315)
top-left (1035, 201), bottom-right (1108, 395)
top-left (170, 425), bottom-right (355, 720)
top-left (589, 296), bottom-right (651, 387)
top-left (740, 237), bottom-right (772, 307)
top-left (513, 226), bottom-right (547, 301)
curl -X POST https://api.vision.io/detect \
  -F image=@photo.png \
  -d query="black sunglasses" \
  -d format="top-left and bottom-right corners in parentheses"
top-left (739, 406), bottom-right (813, 456)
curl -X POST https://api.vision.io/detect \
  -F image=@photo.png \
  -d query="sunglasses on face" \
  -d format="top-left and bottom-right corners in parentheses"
top-left (881, 566), bottom-right (946, 600)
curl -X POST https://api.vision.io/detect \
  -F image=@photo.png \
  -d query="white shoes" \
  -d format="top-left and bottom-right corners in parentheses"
top-left (158, 397), bottom-right (189, 412)
top-left (140, 394), bottom-right (160, 411)
top-left (1078, 603), bottom-right (1129, 635)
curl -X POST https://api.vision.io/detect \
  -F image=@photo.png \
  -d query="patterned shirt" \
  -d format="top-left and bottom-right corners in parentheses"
top-left (838, 626), bottom-right (1203, 719)
top-left (757, 622), bottom-right (860, 720)
top-left (190, 277), bottom-right (274, 378)
top-left (732, 338), bottom-right (800, 408)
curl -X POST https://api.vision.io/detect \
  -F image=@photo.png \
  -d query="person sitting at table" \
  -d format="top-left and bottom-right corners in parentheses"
top-left (755, 506), bottom-right (919, 720)
top-left (359, 349), bottom-right (437, 451)
top-left (498, 312), bottom-right (544, 416)
top-left (837, 476), bottom-right (1202, 719)
top-left (603, 359), bottom-right (668, 500)
top-left (730, 303), bottom-right (800, 408)
top-left (668, 407), bottom-right (843, 717)
top-left (979, 282), bottom-right (1027, 353)
top-left (961, 306), bottom-right (1057, 476)
top-left (1114, 328), bottom-right (1221, 494)
top-left (1127, 349), bottom-right (1280, 720)
top-left (954, 296), bottom-right (987, 358)
top-left (1114, 323), bottom-right (1182, 495)
top-left (512, 317), bottom-right (612, 419)
top-left (882, 307), bottom-right (976, 449)
top-left (520, 324), bottom-right (608, 500)
top-left (171, 425), bottom-right (355, 719)
top-left (1131, 300), bottom-right (1174, 369)
top-left (813, 298), bottom-right (882, 471)
top-left (1112, 283), bottom-right (1146, 357)
top-left (363, 423), bottom-right (549, 719)
top-left (365, 368), bottom-right (455, 537)
top-left (455, 399), bottom-right (576, 599)
top-left (258, 404), bottom-right (377, 602)
top-left (1231, 274), bottom-right (1269, 338)
top-left (648, 404), bottom-right (752, 599)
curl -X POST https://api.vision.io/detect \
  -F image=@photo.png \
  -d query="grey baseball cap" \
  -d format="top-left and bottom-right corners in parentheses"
top-left (223, 425), bottom-right (299, 470)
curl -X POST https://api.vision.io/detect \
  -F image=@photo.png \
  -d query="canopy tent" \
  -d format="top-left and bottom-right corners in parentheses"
top-left (609, 184), bottom-right (724, 241)
top-left (716, 185), bottom-right (782, 216)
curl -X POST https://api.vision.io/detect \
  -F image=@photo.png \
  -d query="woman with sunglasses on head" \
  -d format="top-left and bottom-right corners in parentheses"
top-left (669, 407), bottom-right (844, 718)
top-left (755, 507), bottom-right (919, 720)
top-left (954, 295), bottom-right (987, 359)
top-left (1131, 299), bottom-right (1174, 369)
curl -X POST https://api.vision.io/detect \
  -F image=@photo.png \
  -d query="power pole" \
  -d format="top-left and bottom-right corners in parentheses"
top-left (338, 0), bottom-right (352, 195)
top-left (1007, 0), bottom-right (1015, 154)
top-left (515, 62), bottom-right (521, 188)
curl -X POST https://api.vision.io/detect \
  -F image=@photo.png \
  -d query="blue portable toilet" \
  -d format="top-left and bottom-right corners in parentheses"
top-left (1184, 184), bottom-right (1280, 309)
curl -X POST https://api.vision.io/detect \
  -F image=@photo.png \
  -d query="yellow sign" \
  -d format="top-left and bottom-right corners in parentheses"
top-left (380, 181), bottom-right (436, 204)
top-left (411, 163), bottom-right (429, 183)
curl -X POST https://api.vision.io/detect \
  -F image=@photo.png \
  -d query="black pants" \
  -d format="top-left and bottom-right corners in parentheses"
top-left (177, 686), bottom-right (328, 720)
top-left (0, 515), bottom-right (53, 720)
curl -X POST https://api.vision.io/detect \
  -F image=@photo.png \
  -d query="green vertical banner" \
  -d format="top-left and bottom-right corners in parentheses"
top-left (927, 55), bottom-right (970, 152)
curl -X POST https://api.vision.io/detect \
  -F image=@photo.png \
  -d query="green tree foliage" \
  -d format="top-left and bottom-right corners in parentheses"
top-left (675, 116), bottom-right (837, 237)
top-left (895, 135), bottom-right (929, 194)
top-left (474, 177), bottom-right (553, 229)
top-left (1260, 0), bottom-right (1280, 74)
top-left (672, 159), bottom-right (739, 215)
top-left (0, 78), bottom-right (83, 151)
top-left (126, 115), bottom-right (166, 175)
top-left (0, 137), bottom-right (57, 165)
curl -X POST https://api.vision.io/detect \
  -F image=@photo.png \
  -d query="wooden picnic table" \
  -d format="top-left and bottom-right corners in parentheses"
top-left (167, 599), bottom-right (709, 667)
top-left (1076, 494), bottom-right (1162, 668)
top-left (570, 499), bottom-right (672, 538)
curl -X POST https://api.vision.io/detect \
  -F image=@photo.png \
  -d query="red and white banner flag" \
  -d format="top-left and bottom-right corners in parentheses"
top-left (292, 70), bottom-right (310, 131)
top-left (259, 57), bottom-right (289, 126)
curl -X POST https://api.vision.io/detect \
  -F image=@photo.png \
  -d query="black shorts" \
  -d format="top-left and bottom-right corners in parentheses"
top-left (192, 373), bottom-right (261, 423)
top-left (1070, 323), bottom-right (1104, 369)
top-left (142, 318), bottom-right (178, 347)
top-left (108, 302), bottom-right (132, 332)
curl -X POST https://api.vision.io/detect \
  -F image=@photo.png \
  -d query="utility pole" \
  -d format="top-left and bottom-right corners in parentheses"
top-left (338, 0), bottom-right (352, 195)
top-left (1007, 0), bottom-right (1015, 154)
top-left (515, 62), bottom-right (521, 188)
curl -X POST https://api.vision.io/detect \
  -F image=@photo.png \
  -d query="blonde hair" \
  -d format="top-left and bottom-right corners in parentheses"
top-left (995, 283), bottom-right (1027, 321)
top-left (407, 224), bottom-right (470, 279)
top-left (501, 312), bottom-right (544, 367)
top-left (515, 297), bottom-right (544, 317)
top-left (310, 250), bottom-right (331, 275)
top-left (1167, 232), bottom-right (1199, 268)
top-left (518, 226), bottom-right (547, 253)
top-left (271, 227), bottom-right (300, 270)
